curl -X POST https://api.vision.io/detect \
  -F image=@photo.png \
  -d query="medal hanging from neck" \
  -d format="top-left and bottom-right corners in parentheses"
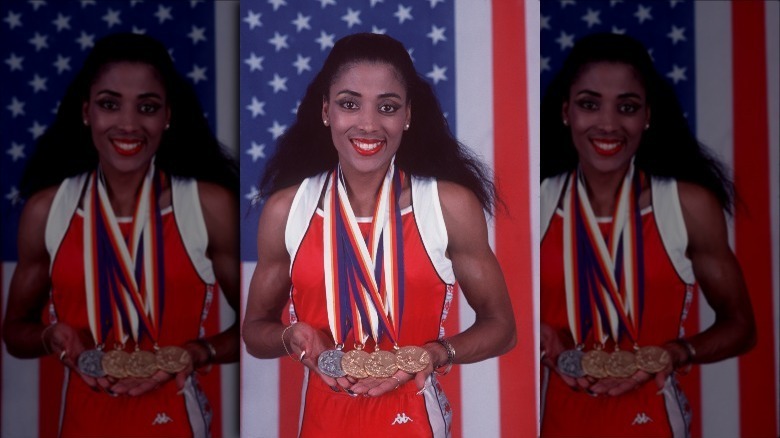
top-left (562, 161), bottom-right (653, 379)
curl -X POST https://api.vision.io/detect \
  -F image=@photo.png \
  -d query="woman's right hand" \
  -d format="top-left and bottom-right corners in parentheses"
top-left (286, 322), bottom-right (354, 391)
top-left (44, 323), bottom-right (114, 391)
top-left (540, 323), bottom-right (594, 392)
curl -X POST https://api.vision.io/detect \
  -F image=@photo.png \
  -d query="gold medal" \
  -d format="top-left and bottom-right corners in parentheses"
top-left (155, 346), bottom-right (192, 374)
top-left (102, 349), bottom-right (131, 379)
top-left (395, 346), bottom-right (430, 374)
top-left (364, 350), bottom-right (398, 378)
top-left (581, 349), bottom-right (610, 379)
top-left (126, 350), bottom-right (158, 378)
top-left (341, 349), bottom-right (371, 379)
top-left (605, 349), bottom-right (637, 378)
top-left (635, 345), bottom-right (671, 374)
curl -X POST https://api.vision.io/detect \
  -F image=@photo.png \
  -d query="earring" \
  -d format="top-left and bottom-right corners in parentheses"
top-left (83, 119), bottom-right (88, 126)
top-left (404, 123), bottom-right (410, 130)
top-left (165, 123), bottom-right (170, 130)
top-left (562, 119), bottom-right (569, 126)
top-left (644, 123), bottom-right (650, 130)
top-left (323, 119), bottom-right (329, 127)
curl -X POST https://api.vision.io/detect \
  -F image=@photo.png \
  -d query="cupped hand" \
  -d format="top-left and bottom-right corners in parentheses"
top-left (287, 322), bottom-right (353, 390)
top-left (589, 370), bottom-right (654, 396)
top-left (110, 369), bottom-right (177, 397)
top-left (45, 323), bottom-right (104, 389)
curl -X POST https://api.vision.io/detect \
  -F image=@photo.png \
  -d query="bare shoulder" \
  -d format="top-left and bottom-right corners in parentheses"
top-left (196, 181), bottom-right (237, 213)
top-left (676, 181), bottom-right (728, 249)
top-left (260, 184), bottom-right (300, 226)
top-left (20, 186), bottom-right (58, 228)
top-left (436, 180), bottom-right (483, 216)
top-left (676, 181), bottom-right (723, 215)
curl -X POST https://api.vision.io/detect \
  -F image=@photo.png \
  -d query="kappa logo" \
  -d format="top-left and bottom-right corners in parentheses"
top-left (391, 412), bottom-right (414, 425)
top-left (152, 412), bottom-right (174, 426)
top-left (632, 412), bottom-right (653, 426)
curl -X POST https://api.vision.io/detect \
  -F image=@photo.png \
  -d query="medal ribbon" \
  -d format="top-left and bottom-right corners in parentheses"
top-left (563, 161), bottom-right (644, 346)
top-left (322, 161), bottom-right (405, 349)
top-left (83, 162), bottom-right (165, 349)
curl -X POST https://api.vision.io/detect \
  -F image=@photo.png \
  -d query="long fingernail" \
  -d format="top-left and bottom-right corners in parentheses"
top-left (416, 387), bottom-right (425, 396)
top-left (330, 385), bottom-right (340, 393)
top-left (656, 389), bottom-right (664, 396)
top-left (90, 386), bottom-right (100, 393)
top-left (345, 389), bottom-right (358, 397)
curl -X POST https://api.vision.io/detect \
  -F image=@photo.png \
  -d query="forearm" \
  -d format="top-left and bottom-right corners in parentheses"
top-left (3, 319), bottom-right (51, 359)
top-left (666, 313), bottom-right (756, 368)
top-left (427, 314), bottom-right (517, 368)
top-left (187, 322), bottom-right (241, 367)
top-left (242, 318), bottom-right (290, 359)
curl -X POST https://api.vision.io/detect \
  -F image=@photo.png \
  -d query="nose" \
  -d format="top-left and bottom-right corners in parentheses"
top-left (356, 109), bottom-right (379, 133)
top-left (116, 106), bottom-right (140, 132)
top-left (596, 108), bottom-right (619, 132)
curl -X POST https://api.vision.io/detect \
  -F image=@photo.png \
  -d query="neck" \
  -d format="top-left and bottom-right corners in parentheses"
top-left (578, 165), bottom-right (630, 217)
top-left (100, 165), bottom-right (150, 217)
top-left (340, 165), bottom-right (390, 217)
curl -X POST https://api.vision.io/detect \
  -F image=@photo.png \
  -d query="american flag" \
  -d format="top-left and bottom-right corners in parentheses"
top-left (0, 1), bottom-right (238, 437)
top-left (541, 1), bottom-right (780, 437)
top-left (239, 0), bottom-right (539, 437)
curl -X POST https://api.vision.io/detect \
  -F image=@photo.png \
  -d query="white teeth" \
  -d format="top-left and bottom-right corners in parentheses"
top-left (352, 140), bottom-right (383, 151)
top-left (113, 140), bottom-right (141, 151)
top-left (593, 140), bottom-right (620, 151)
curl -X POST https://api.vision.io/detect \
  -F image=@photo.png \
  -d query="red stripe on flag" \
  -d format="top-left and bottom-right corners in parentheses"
top-left (732, 2), bottom-right (778, 437)
top-left (492, 0), bottom-right (536, 436)
top-left (678, 287), bottom-right (702, 438)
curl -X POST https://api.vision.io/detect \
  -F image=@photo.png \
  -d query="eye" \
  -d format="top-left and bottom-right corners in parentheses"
top-left (618, 103), bottom-right (640, 114)
top-left (139, 102), bottom-right (161, 114)
top-left (97, 99), bottom-right (118, 111)
top-left (577, 100), bottom-right (598, 111)
top-left (379, 103), bottom-right (398, 114)
top-left (337, 99), bottom-right (358, 110)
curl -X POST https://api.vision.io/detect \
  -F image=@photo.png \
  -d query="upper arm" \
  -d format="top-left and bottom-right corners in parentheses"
top-left (5, 188), bottom-right (56, 328)
top-left (678, 182), bottom-right (754, 329)
top-left (198, 182), bottom-right (240, 311)
top-left (243, 186), bottom-right (298, 324)
top-left (437, 182), bottom-right (513, 324)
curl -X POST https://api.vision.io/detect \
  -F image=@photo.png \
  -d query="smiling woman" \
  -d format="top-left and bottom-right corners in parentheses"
top-left (242, 33), bottom-right (517, 438)
top-left (2, 33), bottom-right (239, 438)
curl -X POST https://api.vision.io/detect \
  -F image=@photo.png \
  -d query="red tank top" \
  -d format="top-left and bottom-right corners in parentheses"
top-left (541, 208), bottom-right (691, 437)
top-left (50, 208), bottom-right (212, 437)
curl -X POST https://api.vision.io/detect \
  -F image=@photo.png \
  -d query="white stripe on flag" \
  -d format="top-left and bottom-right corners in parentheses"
top-left (695, 3), bottom-right (739, 437)
top-left (2, 262), bottom-right (40, 438)
top-left (766, 2), bottom-right (780, 435)
top-left (524, 0), bottom-right (542, 431)
top-left (240, 262), bottom-right (281, 436)
top-left (454, 1), bottom-right (501, 437)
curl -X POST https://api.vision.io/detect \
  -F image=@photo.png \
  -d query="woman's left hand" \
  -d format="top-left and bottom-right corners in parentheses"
top-left (588, 370), bottom-right (659, 396)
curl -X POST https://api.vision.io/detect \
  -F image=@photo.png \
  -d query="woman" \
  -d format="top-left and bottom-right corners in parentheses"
top-left (242, 33), bottom-right (516, 437)
top-left (539, 33), bottom-right (756, 437)
top-left (2, 33), bottom-right (239, 437)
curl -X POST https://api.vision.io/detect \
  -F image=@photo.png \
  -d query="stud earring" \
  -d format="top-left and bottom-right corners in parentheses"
top-left (165, 123), bottom-right (170, 130)
top-left (323, 119), bottom-right (329, 127)
top-left (563, 119), bottom-right (569, 126)
top-left (404, 123), bottom-right (410, 130)
top-left (83, 119), bottom-right (88, 126)
top-left (644, 123), bottom-right (650, 130)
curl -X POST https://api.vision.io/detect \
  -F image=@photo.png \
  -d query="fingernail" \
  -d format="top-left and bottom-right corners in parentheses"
top-left (345, 389), bottom-right (358, 397)
top-left (656, 389), bottom-right (664, 396)
top-left (416, 387), bottom-right (425, 396)
top-left (91, 386), bottom-right (100, 393)
top-left (330, 385), bottom-right (340, 393)
top-left (177, 389), bottom-right (185, 396)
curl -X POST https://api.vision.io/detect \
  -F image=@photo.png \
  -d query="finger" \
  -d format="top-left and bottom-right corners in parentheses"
top-left (607, 379), bottom-right (639, 397)
top-left (334, 376), bottom-right (352, 389)
top-left (414, 369), bottom-right (429, 390)
top-left (575, 376), bottom-right (591, 389)
top-left (349, 377), bottom-right (381, 395)
top-left (557, 372), bottom-right (578, 389)
top-left (128, 379), bottom-right (159, 397)
top-left (367, 377), bottom-right (401, 397)
top-left (655, 370), bottom-right (670, 390)
top-left (176, 371), bottom-right (188, 390)
top-left (96, 377), bottom-right (112, 390)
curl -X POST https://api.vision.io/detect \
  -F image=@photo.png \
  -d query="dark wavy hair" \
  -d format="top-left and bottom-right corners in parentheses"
top-left (259, 33), bottom-right (497, 212)
top-left (541, 33), bottom-right (733, 212)
top-left (20, 32), bottom-right (237, 198)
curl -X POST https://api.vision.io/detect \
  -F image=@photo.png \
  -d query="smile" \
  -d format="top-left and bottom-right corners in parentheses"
top-left (350, 138), bottom-right (385, 156)
top-left (590, 138), bottom-right (624, 157)
top-left (111, 138), bottom-right (144, 156)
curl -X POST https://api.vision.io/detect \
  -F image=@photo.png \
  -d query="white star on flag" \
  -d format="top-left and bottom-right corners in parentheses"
top-left (634, 4), bottom-right (652, 24)
top-left (560, 0), bottom-right (576, 8)
top-left (556, 30), bottom-right (575, 50)
top-left (582, 8), bottom-right (601, 28)
top-left (268, 74), bottom-right (288, 93)
top-left (187, 65), bottom-right (207, 84)
top-left (394, 5), bottom-right (413, 24)
top-left (666, 64), bottom-right (687, 84)
top-left (426, 64), bottom-right (447, 84)
top-left (541, 15), bottom-right (551, 30)
top-left (29, 121), bottom-right (47, 139)
top-left (245, 53), bottom-right (264, 72)
top-left (541, 57), bottom-right (550, 72)
top-left (7, 98), bottom-right (25, 118)
top-left (428, 0), bottom-right (445, 8)
top-left (268, 32), bottom-right (289, 51)
top-left (246, 97), bottom-right (266, 117)
top-left (102, 9), bottom-right (122, 28)
top-left (53, 55), bottom-right (71, 74)
top-left (427, 25), bottom-right (447, 45)
top-left (293, 54), bottom-right (311, 75)
top-left (611, 26), bottom-right (626, 35)
top-left (5, 53), bottom-right (23, 71)
top-left (315, 31), bottom-right (335, 51)
top-left (29, 33), bottom-right (49, 52)
top-left (5, 187), bottom-right (21, 206)
top-left (317, 0), bottom-right (336, 8)
top-left (188, 26), bottom-right (207, 44)
top-left (29, 75), bottom-right (48, 93)
top-left (342, 8), bottom-right (362, 28)
top-left (246, 142), bottom-right (266, 162)
top-left (244, 10), bottom-right (262, 29)
top-left (52, 13), bottom-right (71, 31)
top-left (245, 185), bottom-right (260, 203)
top-left (155, 5), bottom-right (173, 24)
top-left (268, 120), bottom-right (286, 139)
top-left (29, 1), bottom-right (47, 12)
top-left (131, 26), bottom-right (146, 34)
top-left (291, 13), bottom-right (311, 32)
top-left (371, 26), bottom-right (386, 34)
top-left (80, 0), bottom-right (96, 7)
top-left (76, 32), bottom-right (95, 50)
top-left (4, 11), bottom-right (22, 29)
top-left (667, 25), bottom-right (686, 45)
top-left (268, 0), bottom-right (287, 12)
top-left (6, 143), bottom-right (25, 162)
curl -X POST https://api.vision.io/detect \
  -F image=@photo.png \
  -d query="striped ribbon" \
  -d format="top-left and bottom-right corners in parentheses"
top-left (83, 162), bottom-right (165, 348)
top-left (322, 161), bottom-right (405, 349)
top-left (563, 162), bottom-right (645, 347)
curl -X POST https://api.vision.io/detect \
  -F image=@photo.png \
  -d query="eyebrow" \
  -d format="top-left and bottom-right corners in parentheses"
top-left (95, 89), bottom-right (163, 100)
top-left (575, 89), bottom-right (643, 99)
top-left (335, 89), bottom-right (403, 100)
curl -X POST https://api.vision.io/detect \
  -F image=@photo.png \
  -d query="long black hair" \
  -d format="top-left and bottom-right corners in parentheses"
top-left (20, 32), bottom-right (238, 198)
top-left (541, 33), bottom-right (733, 212)
top-left (259, 33), bottom-right (497, 212)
